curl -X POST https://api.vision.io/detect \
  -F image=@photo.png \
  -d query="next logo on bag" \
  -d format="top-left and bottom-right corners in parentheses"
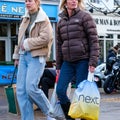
top-left (78, 94), bottom-right (99, 105)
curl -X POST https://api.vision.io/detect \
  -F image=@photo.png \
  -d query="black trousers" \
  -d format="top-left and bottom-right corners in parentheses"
top-left (38, 69), bottom-right (56, 98)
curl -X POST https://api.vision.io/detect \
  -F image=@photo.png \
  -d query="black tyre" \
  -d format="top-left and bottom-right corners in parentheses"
top-left (103, 76), bottom-right (114, 94)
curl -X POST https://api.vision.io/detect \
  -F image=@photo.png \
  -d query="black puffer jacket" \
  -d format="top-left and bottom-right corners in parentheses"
top-left (56, 8), bottom-right (99, 69)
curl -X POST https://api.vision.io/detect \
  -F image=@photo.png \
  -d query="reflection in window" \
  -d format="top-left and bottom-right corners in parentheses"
top-left (0, 24), bottom-right (7, 36)
top-left (11, 37), bottom-right (18, 61)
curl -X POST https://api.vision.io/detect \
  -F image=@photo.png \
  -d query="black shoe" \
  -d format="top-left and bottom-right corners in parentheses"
top-left (60, 102), bottom-right (75, 120)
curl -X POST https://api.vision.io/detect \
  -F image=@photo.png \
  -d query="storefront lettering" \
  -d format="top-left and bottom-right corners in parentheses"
top-left (2, 74), bottom-right (16, 80)
top-left (0, 1), bottom-right (57, 22)
top-left (94, 18), bottom-right (120, 26)
top-left (114, 20), bottom-right (120, 26)
top-left (0, 14), bottom-right (21, 18)
top-left (0, 4), bottom-right (24, 14)
top-left (12, 7), bottom-right (24, 13)
top-left (1, 4), bottom-right (7, 12)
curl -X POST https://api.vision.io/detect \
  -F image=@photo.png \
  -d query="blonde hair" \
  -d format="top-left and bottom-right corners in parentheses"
top-left (60, 0), bottom-right (85, 11)
top-left (35, 0), bottom-right (40, 7)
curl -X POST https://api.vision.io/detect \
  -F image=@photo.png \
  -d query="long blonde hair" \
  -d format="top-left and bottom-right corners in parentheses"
top-left (60, 0), bottom-right (85, 11)
top-left (35, 0), bottom-right (40, 7)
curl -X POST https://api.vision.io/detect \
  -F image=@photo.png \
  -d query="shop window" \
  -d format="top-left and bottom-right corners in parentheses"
top-left (118, 35), bottom-right (120, 39)
top-left (99, 40), bottom-right (113, 63)
top-left (10, 23), bottom-right (19, 61)
top-left (99, 40), bottom-right (104, 64)
top-left (106, 34), bottom-right (113, 38)
top-left (0, 41), bottom-right (5, 61)
top-left (0, 24), bottom-right (7, 36)
top-left (11, 35), bottom-right (18, 61)
top-left (11, 23), bottom-right (17, 36)
top-left (106, 40), bottom-right (113, 58)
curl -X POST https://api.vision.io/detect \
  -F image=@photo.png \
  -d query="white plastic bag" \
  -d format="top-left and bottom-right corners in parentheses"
top-left (68, 72), bottom-right (100, 120)
top-left (49, 83), bottom-right (65, 120)
top-left (46, 116), bottom-right (56, 120)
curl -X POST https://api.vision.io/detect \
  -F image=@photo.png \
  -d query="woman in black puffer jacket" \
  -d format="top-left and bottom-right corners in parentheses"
top-left (56, 0), bottom-right (99, 120)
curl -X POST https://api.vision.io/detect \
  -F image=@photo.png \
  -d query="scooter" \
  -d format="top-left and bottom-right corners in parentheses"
top-left (94, 63), bottom-right (106, 88)
top-left (103, 58), bottom-right (120, 94)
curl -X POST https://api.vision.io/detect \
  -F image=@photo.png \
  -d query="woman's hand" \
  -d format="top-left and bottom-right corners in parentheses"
top-left (14, 59), bottom-right (19, 67)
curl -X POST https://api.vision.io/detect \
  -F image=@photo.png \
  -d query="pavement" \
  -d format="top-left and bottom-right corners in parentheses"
top-left (0, 86), bottom-right (120, 120)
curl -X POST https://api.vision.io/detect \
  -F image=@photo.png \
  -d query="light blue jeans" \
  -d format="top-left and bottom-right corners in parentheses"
top-left (17, 52), bottom-right (50, 120)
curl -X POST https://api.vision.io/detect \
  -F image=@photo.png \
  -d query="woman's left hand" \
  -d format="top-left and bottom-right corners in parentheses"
top-left (89, 66), bottom-right (95, 73)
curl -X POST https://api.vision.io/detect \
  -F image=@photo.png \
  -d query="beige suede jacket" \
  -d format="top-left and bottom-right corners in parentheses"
top-left (13, 7), bottom-right (53, 60)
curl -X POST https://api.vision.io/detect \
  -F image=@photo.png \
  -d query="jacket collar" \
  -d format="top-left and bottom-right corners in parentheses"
top-left (22, 7), bottom-right (47, 22)
top-left (59, 7), bottom-right (80, 19)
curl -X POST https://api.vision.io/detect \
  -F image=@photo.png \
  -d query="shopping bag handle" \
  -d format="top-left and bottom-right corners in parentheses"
top-left (9, 66), bottom-right (17, 88)
top-left (87, 71), bottom-right (94, 82)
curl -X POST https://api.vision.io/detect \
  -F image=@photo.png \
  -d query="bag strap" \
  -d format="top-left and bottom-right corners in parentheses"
top-left (9, 66), bottom-right (17, 87)
top-left (87, 71), bottom-right (94, 82)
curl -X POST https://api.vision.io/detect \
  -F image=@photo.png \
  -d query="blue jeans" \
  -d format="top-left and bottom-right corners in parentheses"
top-left (17, 52), bottom-right (50, 120)
top-left (56, 60), bottom-right (89, 104)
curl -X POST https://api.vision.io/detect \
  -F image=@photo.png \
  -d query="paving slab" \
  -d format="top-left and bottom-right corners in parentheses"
top-left (0, 86), bottom-right (120, 120)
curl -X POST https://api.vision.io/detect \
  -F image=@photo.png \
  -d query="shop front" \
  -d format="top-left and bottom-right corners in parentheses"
top-left (93, 14), bottom-right (120, 63)
top-left (0, 0), bottom-right (58, 62)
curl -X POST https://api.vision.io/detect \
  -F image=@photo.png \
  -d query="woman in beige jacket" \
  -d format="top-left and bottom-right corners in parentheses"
top-left (13, 0), bottom-right (53, 120)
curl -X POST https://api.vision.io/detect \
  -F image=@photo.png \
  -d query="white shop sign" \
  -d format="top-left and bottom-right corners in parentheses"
top-left (93, 15), bottom-right (120, 35)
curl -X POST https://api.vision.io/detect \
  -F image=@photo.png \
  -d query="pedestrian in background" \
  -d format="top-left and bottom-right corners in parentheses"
top-left (105, 44), bottom-right (120, 74)
top-left (39, 60), bottom-right (56, 99)
top-left (107, 44), bottom-right (119, 60)
top-left (12, 0), bottom-right (53, 120)
top-left (56, 0), bottom-right (99, 120)
top-left (39, 68), bottom-right (56, 98)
